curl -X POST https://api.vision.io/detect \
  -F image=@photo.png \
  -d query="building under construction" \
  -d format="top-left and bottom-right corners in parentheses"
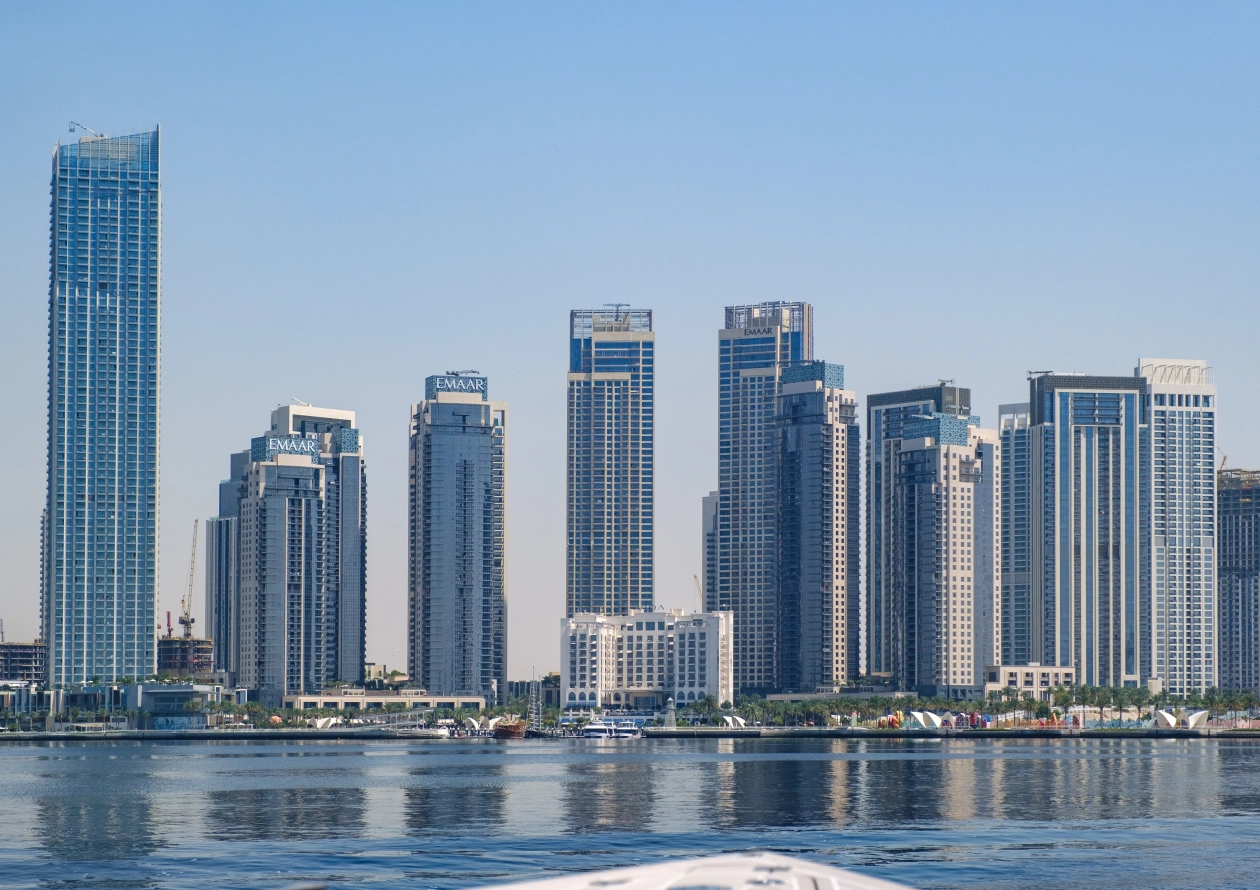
top-left (156, 520), bottom-right (215, 679)
top-left (157, 635), bottom-right (215, 678)
top-left (0, 640), bottom-right (47, 685)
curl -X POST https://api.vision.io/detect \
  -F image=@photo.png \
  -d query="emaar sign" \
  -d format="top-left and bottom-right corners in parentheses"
top-left (425, 375), bottom-right (488, 401)
top-left (250, 435), bottom-right (321, 462)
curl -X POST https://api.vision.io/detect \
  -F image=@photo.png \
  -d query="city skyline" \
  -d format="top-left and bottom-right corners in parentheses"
top-left (3, 8), bottom-right (1259, 680)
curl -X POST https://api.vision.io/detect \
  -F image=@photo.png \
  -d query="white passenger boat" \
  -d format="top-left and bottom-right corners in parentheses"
top-left (471, 851), bottom-right (914, 890)
top-left (583, 719), bottom-right (641, 739)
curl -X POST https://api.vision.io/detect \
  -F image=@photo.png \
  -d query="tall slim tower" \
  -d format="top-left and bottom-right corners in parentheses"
top-left (717, 301), bottom-right (812, 694)
top-left (999, 403), bottom-right (1032, 666)
top-left (773, 361), bottom-right (860, 691)
top-left (1029, 373), bottom-right (1146, 687)
top-left (1218, 469), bottom-right (1260, 694)
top-left (887, 414), bottom-right (1000, 698)
top-left (409, 374), bottom-right (507, 704)
top-left (566, 308), bottom-right (654, 617)
top-left (43, 128), bottom-right (161, 685)
top-left (1140, 358), bottom-right (1217, 696)
top-left (866, 383), bottom-right (970, 683)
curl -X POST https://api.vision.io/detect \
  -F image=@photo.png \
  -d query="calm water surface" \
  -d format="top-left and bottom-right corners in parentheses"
top-left (1, 737), bottom-right (1258, 890)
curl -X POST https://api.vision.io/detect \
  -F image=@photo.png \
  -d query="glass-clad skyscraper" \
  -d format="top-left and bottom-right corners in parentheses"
top-left (773, 361), bottom-right (860, 691)
top-left (1029, 373), bottom-right (1146, 687)
top-left (1219, 469), bottom-right (1260, 694)
top-left (410, 375), bottom-right (507, 704)
top-left (43, 128), bottom-right (161, 685)
top-left (866, 383), bottom-right (971, 682)
top-left (567, 309), bottom-right (654, 617)
top-left (715, 302), bottom-right (812, 693)
top-left (999, 403), bottom-right (1032, 666)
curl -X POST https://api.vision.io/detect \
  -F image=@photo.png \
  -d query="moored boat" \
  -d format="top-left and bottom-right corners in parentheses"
top-left (493, 720), bottom-right (526, 739)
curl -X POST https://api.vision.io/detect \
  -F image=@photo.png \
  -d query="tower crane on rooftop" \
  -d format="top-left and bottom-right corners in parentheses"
top-left (445, 369), bottom-right (481, 376)
top-left (179, 520), bottom-right (198, 640)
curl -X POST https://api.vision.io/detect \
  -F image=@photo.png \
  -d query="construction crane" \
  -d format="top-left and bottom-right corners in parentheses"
top-left (178, 519), bottom-right (198, 640)
top-left (68, 121), bottom-right (102, 137)
top-left (602, 302), bottom-right (630, 321)
top-left (693, 575), bottom-right (705, 611)
top-left (1218, 446), bottom-right (1229, 473)
top-left (444, 369), bottom-right (481, 377)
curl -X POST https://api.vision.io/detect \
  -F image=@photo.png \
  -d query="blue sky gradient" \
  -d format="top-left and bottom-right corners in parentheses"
top-left (2, 3), bottom-right (1257, 676)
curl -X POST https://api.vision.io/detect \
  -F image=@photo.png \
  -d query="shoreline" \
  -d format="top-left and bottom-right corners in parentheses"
top-left (3, 726), bottom-right (1260, 742)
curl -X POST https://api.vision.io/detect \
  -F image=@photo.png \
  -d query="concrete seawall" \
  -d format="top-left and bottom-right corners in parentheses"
top-left (4, 726), bottom-right (1260, 743)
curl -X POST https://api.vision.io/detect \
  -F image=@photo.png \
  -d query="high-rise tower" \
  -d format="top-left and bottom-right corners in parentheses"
top-left (409, 374), bottom-right (507, 704)
top-left (208, 405), bottom-right (367, 703)
top-left (887, 413), bottom-right (1000, 697)
top-left (716, 302), bottom-right (812, 694)
top-left (1029, 373), bottom-right (1146, 687)
top-left (43, 128), bottom-right (161, 685)
top-left (1140, 358), bottom-right (1217, 696)
top-left (1219, 468), bottom-right (1260, 694)
top-left (866, 383), bottom-right (971, 683)
top-left (567, 309), bottom-right (654, 617)
top-left (773, 361), bottom-right (860, 691)
top-left (999, 403), bottom-right (1032, 666)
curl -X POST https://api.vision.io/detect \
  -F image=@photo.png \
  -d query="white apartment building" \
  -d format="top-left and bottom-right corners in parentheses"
top-left (1141, 358), bottom-right (1218, 696)
top-left (561, 609), bottom-right (733, 709)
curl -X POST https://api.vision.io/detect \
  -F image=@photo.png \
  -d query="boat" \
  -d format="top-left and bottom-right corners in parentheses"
top-left (493, 720), bottom-right (526, 739)
top-left (583, 719), bottom-right (616, 738)
top-left (470, 851), bottom-right (913, 890)
top-left (613, 720), bottom-right (642, 738)
top-left (583, 719), bottom-right (641, 739)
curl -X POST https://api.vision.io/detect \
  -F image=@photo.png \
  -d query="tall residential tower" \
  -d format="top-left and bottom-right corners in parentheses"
top-left (715, 302), bottom-right (812, 693)
top-left (887, 413), bottom-right (1000, 697)
top-left (1141, 358), bottom-right (1218, 696)
top-left (773, 361), bottom-right (860, 690)
top-left (207, 405), bottom-right (367, 704)
top-left (1219, 469), bottom-right (1260, 694)
top-left (999, 403), bottom-right (1033, 666)
top-left (409, 374), bottom-right (507, 704)
top-left (567, 309), bottom-right (654, 617)
top-left (43, 128), bottom-right (161, 685)
top-left (866, 383), bottom-right (971, 683)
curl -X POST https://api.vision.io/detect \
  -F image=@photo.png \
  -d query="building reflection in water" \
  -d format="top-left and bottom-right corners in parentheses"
top-left (205, 786), bottom-right (366, 841)
top-left (404, 764), bottom-right (506, 835)
top-left (561, 750), bottom-right (658, 833)
top-left (35, 753), bottom-right (165, 861)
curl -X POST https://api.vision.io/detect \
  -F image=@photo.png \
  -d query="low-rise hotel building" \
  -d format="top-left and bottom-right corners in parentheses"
top-left (561, 609), bottom-right (733, 710)
top-left (982, 664), bottom-right (1076, 702)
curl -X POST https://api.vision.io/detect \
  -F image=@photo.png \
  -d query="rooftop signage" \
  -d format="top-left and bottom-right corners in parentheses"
top-left (251, 435), bottom-right (321, 463)
top-left (425, 375), bottom-right (488, 401)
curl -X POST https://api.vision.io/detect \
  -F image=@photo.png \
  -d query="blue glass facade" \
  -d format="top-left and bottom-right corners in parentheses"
top-left (999, 404), bottom-right (1033, 666)
top-left (409, 382), bottom-right (507, 703)
top-left (43, 129), bottom-right (161, 685)
top-left (717, 302), bottom-right (812, 693)
top-left (1029, 375), bottom-right (1145, 687)
top-left (567, 309), bottom-right (654, 617)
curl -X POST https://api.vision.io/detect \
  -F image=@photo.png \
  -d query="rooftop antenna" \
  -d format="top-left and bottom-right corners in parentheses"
top-left (68, 121), bottom-right (102, 137)
top-left (291, 397), bottom-right (312, 407)
top-left (602, 302), bottom-right (630, 321)
top-left (445, 370), bottom-right (480, 376)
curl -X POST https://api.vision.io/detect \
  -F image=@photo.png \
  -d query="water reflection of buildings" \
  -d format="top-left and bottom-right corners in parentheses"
top-left (561, 756), bottom-right (658, 833)
top-left (206, 787), bottom-right (366, 841)
top-left (35, 755), bottom-right (165, 861)
top-left (404, 764), bottom-right (506, 834)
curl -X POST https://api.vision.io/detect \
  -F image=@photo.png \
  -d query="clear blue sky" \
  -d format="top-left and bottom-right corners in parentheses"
top-left (2, 3), bottom-right (1258, 677)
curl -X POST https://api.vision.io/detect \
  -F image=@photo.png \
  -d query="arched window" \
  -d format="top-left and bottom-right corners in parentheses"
top-left (568, 692), bottom-right (576, 702)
